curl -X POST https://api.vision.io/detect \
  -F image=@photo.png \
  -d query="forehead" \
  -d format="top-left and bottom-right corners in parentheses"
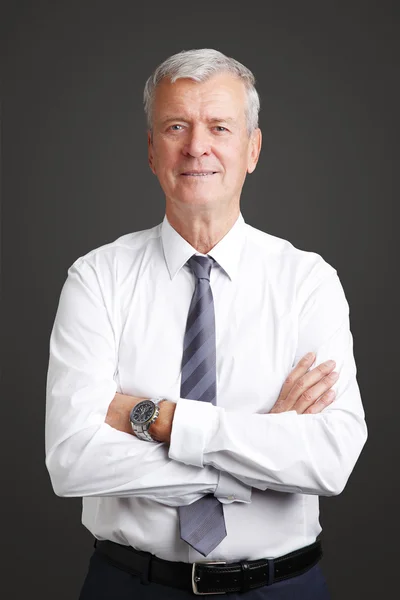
top-left (152, 72), bottom-right (247, 122)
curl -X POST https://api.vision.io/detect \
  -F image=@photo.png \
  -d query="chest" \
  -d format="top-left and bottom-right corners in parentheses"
top-left (115, 268), bottom-right (298, 414)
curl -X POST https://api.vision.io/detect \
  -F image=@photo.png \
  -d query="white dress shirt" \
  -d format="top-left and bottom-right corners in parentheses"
top-left (45, 212), bottom-right (367, 563)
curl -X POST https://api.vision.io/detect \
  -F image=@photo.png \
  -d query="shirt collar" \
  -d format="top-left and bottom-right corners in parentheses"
top-left (161, 212), bottom-right (246, 281)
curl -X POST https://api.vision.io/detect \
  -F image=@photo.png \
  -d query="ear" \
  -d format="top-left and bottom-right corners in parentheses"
top-left (147, 130), bottom-right (157, 175)
top-left (247, 128), bottom-right (262, 174)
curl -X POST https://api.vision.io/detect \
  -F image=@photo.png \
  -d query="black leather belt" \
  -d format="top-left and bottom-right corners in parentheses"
top-left (94, 538), bottom-right (323, 595)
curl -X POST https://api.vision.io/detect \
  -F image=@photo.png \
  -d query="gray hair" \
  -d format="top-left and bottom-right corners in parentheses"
top-left (143, 48), bottom-right (260, 136)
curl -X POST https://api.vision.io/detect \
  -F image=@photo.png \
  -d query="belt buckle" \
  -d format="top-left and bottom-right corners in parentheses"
top-left (192, 561), bottom-right (226, 595)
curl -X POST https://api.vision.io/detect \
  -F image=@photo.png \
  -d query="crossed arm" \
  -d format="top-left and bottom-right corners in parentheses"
top-left (45, 259), bottom-right (367, 503)
top-left (106, 353), bottom-right (339, 443)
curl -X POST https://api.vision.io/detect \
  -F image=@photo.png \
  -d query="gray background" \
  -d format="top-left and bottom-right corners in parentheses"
top-left (1, 1), bottom-right (398, 598)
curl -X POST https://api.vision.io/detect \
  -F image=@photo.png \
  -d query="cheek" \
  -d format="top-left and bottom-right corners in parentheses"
top-left (159, 140), bottom-right (180, 161)
top-left (222, 145), bottom-right (250, 177)
top-left (153, 149), bottom-right (177, 178)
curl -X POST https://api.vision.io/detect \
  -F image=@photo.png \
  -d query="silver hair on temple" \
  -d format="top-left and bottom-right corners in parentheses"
top-left (143, 48), bottom-right (260, 136)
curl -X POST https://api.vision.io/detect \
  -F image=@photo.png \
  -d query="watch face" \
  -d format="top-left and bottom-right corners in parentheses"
top-left (131, 400), bottom-right (155, 424)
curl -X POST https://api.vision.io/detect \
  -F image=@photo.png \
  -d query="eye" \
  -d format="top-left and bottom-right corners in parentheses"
top-left (169, 124), bottom-right (183, 131)
top-left (214, 126), bottom-right (228, 133)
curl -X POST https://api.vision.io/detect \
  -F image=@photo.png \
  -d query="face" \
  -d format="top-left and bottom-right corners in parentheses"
top-left (147, 72), bottom-right (262, 214)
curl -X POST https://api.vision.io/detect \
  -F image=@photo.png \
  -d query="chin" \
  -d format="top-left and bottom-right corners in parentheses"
top-left (177, 195), bottom-right (219, 207)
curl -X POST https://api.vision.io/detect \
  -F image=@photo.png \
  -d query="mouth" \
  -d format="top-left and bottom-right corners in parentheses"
top-left (180, 171), bottom-right (218, 177)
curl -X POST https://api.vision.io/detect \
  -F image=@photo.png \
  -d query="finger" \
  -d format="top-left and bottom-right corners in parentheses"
top-left (304, 389), bottom-right (336, 414)
top-left (292, 370), bottom-right (339, 414)
top-left (276, 353), bottom-right (316, 406)
top-left (284, 360), bottom-right (336, 411)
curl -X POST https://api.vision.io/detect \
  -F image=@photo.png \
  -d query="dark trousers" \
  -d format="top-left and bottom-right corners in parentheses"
top-left (78, 548), bottom-right (331, 599)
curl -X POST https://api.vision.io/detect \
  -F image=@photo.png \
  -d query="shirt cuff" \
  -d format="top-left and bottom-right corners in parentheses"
top-left (215, 471), bottom-right (252, 504)
top-left (169, 398), bottom-right (219, 468)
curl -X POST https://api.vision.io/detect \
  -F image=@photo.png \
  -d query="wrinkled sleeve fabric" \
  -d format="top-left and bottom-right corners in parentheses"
top-left (169, 263), bottom-right (368, 496)
top-left (45, 258), bottom-right (251, 506)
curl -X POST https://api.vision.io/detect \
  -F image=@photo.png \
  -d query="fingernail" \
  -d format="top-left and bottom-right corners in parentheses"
top-left (326, 360), bottom-right (336, 367)
top-left (306, 352), bottom-right (314, 359)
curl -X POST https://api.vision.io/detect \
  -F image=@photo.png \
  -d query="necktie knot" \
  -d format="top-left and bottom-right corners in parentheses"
top-left (188, 255), bottom-right (214, 281)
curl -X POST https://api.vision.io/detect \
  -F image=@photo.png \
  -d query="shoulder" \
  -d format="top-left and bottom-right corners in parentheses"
top-left (244, 222), bottom-right (338, 292)
top-left (68, 222), bottom-right (162, 275)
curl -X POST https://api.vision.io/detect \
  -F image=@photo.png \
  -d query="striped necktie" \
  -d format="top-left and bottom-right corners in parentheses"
top-left (178, 255), bottom-right (227, 557)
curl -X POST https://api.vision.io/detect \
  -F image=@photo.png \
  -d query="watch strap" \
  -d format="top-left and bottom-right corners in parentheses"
top-left (135, 427), bottom-right (157, 442)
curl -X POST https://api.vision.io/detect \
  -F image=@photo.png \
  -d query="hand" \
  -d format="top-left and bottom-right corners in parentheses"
top-left (270, 353), bottom-right (338, 415)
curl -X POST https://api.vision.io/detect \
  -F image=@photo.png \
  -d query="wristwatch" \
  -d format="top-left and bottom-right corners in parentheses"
top-left (129, 398), bottom-right (162, 442)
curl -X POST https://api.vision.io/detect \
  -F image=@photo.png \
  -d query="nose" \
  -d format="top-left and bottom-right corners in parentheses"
top-left (182, 126), bottom-right (211, 158)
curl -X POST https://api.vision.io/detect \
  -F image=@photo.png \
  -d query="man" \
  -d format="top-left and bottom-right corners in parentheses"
top-left (45, 48), bottom-right (367, 599)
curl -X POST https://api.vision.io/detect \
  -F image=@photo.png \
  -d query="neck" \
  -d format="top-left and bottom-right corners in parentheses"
top-left (166, 204), bottom-right (240, 254)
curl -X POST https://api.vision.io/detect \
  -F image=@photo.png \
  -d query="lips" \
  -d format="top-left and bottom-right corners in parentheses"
top-left (181, 171), bottom-right (217, 176)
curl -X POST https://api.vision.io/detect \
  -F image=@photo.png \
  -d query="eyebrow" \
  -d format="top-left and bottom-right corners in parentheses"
top-left (160, 116), bottom-right (237, 125)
